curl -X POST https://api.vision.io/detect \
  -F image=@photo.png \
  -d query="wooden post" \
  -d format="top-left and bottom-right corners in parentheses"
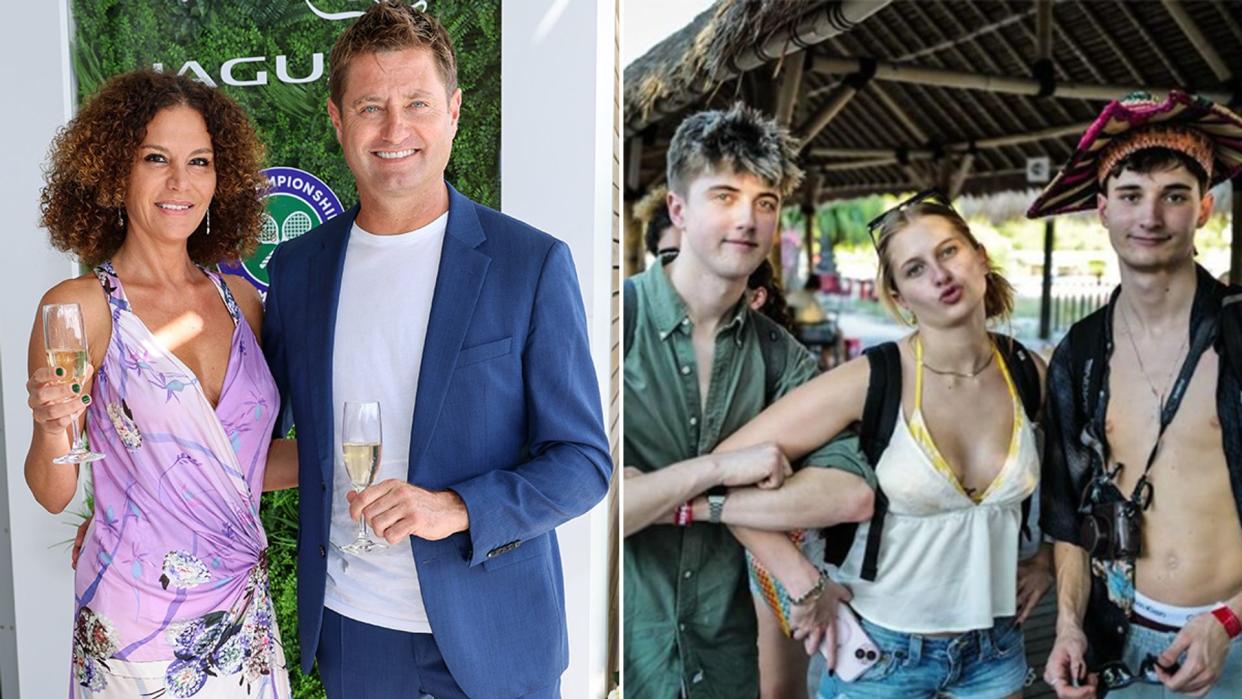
top-left (623, 137), bottom-right (646, 277)
top-left (625, 135), bottom-right (642, 193)
top-left (1040, 218), bottom-right (1055, 340)
top-left (774, 50), bottom-right (806, 127)
top-left (1036, 0), bottom-right (1053, 60)
top-left (803, 202), bottom-right (816, 280)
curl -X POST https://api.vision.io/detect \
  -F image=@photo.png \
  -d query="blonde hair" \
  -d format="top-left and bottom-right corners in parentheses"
top-left (873, 201), bottom-right (1014, 325)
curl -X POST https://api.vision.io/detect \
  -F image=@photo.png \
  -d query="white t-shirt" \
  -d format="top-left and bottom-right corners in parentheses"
top-left (323, 212), bottom-right (447, 633)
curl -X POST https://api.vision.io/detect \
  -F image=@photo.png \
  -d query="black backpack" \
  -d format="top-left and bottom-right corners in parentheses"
top-left (822, 334), bottom-right (1043, 581)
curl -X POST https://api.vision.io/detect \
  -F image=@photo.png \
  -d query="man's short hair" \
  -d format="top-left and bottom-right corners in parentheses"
top-left (329, 1), bottom-right (457, 108)
top-left (666, 103), bottom-right (803, 198)
top-left (1103, 147), bottom-right (1210, 195)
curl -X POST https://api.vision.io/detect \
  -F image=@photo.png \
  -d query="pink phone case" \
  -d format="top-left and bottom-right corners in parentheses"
top-left (822, 604), bottom-right (881, 683)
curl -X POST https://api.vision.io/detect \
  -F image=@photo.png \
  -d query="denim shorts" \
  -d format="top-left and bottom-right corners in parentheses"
top-left (816, 616), bottom-right (1028, 699)
top-left (1110, 622), bottom-right (1242, 697)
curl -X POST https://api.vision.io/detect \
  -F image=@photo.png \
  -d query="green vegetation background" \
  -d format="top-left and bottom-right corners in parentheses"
top-left (70, 2), bottom-right (500, 696)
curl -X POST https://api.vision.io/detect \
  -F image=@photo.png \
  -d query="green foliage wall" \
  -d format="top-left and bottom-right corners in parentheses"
top-left (70, 3), bottom-right (501, 697)
top-left (71, 0), bottom-right (501, 209)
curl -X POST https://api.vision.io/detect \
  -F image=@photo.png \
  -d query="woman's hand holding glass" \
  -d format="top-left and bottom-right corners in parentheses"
top-left (30, 303), bottom-right (101, 463)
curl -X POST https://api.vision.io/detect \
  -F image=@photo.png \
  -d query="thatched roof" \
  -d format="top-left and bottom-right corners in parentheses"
top-left (624, 0), bottom-right (1242, 205)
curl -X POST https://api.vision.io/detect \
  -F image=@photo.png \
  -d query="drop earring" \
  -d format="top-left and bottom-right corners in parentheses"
top-left (205, 210), bottom-right (211, 236)
top-left (118, 208), bottom-right (124, 228)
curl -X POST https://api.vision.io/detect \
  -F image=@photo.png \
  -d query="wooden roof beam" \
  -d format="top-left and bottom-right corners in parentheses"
top-left (822, 38), bottom-right (950, 170)
top-left (947, 154), bottom-right (975, 199)
top-left (1213, 0), bottom-right (1242, 47)
top-left (867, 14), bottom-right (997, 143)
top-left (809, 120), bottom-right (1092, 162)
top-left (904, 2), bottom-right (1025, 169)
top-left (845, 22), bottom-right (989, 172)
top-left (1161, 0), bottom-right (1233, 82)
top-left (810, 167), bottom-right (1029, 200)
top-left (808, 55), bottom-right (1230, 103)
top-left (796, 80), bottom-right (862, 151)
top-left (721, 1), bottom-right (892, 80)
top-left (890, 7), bottom-right (1037, 64)
top-left (976, 0), bottom-right (1080, 128)
top-left (843, 25), bottom-right (957, 145)
top-left (1116, 1), bottom-right (1188, 85)
top-left (1078, 2), bottom-right (1146, 85)
top-left (956, 1), bottom-right (1076, 160)
top-left (1048, 19), bottom-right (1106, 85)
top-left (869, 83), bottom-right (929, 143)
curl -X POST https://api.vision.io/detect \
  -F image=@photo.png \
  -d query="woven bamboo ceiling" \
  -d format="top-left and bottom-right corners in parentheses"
top-left (623, 0), bottom-right (1242, 205)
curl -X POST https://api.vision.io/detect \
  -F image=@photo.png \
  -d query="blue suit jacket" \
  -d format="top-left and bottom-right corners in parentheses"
top-left (261, 183), bottom-right (611, 698)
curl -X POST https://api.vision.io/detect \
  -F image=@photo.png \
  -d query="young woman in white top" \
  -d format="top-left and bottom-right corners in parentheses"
top-left (718, 193), bottom-right (1053, 699)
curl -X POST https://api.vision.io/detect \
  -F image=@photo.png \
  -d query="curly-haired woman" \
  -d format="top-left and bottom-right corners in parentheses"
top-left (26, 69), bottom-right (295, 698)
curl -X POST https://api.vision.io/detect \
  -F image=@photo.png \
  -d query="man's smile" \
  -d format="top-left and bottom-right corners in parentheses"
top-left (373, 148), bottom-right (419, 160)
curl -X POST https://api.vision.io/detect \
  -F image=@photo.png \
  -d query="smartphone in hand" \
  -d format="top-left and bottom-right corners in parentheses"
top-left (825, 604), bottom-right (881, 683)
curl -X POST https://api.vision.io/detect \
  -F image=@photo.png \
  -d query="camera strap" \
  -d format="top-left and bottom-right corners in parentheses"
top-left (1089, 278), bottom-right (1220, 510)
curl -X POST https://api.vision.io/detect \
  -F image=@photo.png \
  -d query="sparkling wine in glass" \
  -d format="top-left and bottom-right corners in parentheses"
top-left (43, 303), bottom-right (103, 464)
top-left (339, 401), bottom-right (385, 554)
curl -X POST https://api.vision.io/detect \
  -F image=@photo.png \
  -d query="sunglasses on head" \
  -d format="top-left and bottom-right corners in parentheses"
top-left (865, 188), bottom-right (954, 248)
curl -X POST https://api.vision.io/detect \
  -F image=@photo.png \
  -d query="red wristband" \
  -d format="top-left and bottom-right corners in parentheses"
top-left (674, 502), bottom-right (693, 527)
top-left (1211, 606), bottom-right (1242, 639)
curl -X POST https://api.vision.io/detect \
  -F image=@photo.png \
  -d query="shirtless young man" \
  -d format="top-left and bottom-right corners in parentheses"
top-left (1031, 91), bottom-right (1242, 698)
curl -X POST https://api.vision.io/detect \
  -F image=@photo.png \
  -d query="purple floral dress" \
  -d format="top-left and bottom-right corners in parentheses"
top-left (71, 262), bottom-right (290, 698)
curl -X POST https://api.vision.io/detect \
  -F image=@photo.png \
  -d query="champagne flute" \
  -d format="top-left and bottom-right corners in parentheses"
top-left (43, 303), bottom-right (104, 464)
top-left (340, 401), bottom-right (385, 554)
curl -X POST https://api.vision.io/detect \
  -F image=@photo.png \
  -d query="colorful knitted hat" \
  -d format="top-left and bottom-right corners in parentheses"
top-left (1027, 90), bottom-right (1242, 218)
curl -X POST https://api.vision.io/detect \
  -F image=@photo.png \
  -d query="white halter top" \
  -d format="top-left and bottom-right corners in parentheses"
top-left (834, 337), bottom-right (1040, 633)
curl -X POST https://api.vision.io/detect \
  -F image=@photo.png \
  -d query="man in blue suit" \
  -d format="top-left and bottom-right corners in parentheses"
top-left (261, 4), bottom-right (611, 697)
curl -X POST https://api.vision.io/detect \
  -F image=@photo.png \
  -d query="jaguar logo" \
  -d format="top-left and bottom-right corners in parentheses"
top-left (305, 0), bottom-right (428, 21)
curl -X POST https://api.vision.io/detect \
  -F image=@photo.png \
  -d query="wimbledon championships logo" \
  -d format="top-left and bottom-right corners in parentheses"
top-left (222, 166), bottom-right (343, 292)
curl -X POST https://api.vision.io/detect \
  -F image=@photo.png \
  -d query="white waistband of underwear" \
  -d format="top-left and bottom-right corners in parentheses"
top-left (1134, 590), bottom-right (1220, 628)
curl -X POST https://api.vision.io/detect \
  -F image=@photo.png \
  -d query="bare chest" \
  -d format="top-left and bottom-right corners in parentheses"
top-left (1105, 349), bottom-right (1223, 496)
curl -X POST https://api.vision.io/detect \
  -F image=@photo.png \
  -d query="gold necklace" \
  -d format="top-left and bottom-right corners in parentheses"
top-left (917, 336), bottom-right (995, 378)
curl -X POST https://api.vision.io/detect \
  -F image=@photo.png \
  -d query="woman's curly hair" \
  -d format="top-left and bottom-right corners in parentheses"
top-left (40, 70), bottom-right (266, 266)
